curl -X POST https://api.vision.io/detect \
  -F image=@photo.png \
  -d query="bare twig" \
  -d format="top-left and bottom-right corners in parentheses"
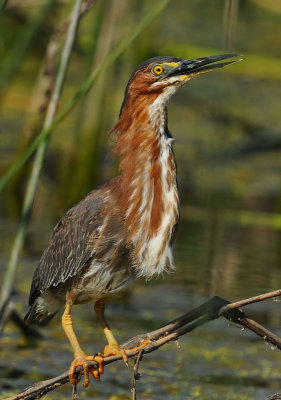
top-left (72, 383), bottom-right (78, 400)
top-left (219, 289), bottom-right (281, 313)
top-left (4, 291), bottom-right (281, 400)
top-left (131, 349), bottom-right (143, 400)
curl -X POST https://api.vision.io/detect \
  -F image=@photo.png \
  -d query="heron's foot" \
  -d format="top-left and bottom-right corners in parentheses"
top-left (101, 343), bottom-right (128, 366)
top-left (100, 339), bottom-right (152, 366)
top-left (126, 338), bottom-right (152, 354)
top-left (68, 353), bottom-right (104, 387)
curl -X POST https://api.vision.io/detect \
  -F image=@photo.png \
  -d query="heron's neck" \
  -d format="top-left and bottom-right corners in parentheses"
top-left (113, 94), bottom-right (176, 211)
top-left (112, 95), bottom-right (179, 276)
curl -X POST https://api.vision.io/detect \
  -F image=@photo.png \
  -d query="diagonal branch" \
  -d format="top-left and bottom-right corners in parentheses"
top-left (219, 289), bottom-right (281, 313)
top-left (4, 290), bottom-right (281, 400)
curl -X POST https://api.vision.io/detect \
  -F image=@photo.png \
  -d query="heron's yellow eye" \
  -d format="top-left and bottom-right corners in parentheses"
top-left (152, 65), bottom-right (164, 75)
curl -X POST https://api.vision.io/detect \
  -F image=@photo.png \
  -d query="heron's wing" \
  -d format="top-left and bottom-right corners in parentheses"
top-left (28, 188), bottom-right (118, 305)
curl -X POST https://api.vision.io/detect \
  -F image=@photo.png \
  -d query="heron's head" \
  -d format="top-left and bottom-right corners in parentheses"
top-left (120, 54), bottom-right (242, 117)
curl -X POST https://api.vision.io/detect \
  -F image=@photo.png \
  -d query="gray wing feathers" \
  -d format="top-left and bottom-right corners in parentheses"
top-left (29, 194), bottom-right (104, 305)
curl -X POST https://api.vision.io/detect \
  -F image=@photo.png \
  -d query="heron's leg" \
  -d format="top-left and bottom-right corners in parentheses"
top-left (94, 299), bottom-right (151, 362)
top-left (62, 291), bottom-right (103, 387)
top-left (94, 299), bottom-right (128, 362)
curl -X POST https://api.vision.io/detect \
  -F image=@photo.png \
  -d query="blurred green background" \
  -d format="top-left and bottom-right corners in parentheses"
top-left (0, 0), bottom-right (281, 399)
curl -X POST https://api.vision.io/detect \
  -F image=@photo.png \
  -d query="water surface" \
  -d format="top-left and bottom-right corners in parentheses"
top-left (1, 214), bottom-right (281, 400)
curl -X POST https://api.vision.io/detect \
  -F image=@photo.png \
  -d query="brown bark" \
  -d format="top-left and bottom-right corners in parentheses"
top-left (4, 290), bottom-right (281, 400)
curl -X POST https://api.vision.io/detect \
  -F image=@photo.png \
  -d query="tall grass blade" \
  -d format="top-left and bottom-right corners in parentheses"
top-left (0, 0), bottom-right (57, 98)
top-left (0, 0), bottom-right (171, 193)
top-left (0, 0), bottom-right (84, 321)
top-left (0, 0), bottom-right (8, 13)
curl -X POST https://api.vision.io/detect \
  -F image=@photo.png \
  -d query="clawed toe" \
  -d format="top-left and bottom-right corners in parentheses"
top-left (68, 340), bottom-right (151, 387)
top-left (102, 343), bottom-right (128, 365)
top-left (126, 338), bottom-right (152, 354)
top-left (68, 354), bottom-right (104, 387)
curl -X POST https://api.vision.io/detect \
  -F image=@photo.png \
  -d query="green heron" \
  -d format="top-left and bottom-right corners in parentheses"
top-left (25, 54), bottom-right (241, 387)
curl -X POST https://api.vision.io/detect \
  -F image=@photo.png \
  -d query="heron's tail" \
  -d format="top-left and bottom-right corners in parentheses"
top-left (24, 296), bottom-right (59, 327)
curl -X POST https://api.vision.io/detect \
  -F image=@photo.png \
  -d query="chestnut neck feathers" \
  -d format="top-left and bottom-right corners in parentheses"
top-left (111, 80), bottom-right (179, 278)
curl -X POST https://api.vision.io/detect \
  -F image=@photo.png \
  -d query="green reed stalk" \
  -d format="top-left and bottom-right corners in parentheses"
top-left (0, 0), bottom-right (84, 319)
top-left (0, 0), bottom-right (56, 97)
top-left (0, 0), bottom-right (8, 13)
top-left (0, 0), bottom-right (171, 193)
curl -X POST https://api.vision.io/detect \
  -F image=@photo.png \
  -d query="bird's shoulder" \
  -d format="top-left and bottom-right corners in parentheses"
top-left (53, 176), bottom-right (122, 236)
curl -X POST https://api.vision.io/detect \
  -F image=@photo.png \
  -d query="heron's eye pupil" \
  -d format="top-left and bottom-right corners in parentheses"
top-left (153, 65), bottom-right (164, 75)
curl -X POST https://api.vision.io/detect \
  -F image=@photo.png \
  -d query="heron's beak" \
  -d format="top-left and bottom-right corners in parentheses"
top-left (168, 54), bottom-right (243, 79)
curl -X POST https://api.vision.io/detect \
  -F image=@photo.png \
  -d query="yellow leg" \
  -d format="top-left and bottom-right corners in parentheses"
top-left (94, 299), bottom-right (128, 363)
top-left (94, 299), bottom-right (151, 362)
top-left (62, 291), bottom-right (103, 387)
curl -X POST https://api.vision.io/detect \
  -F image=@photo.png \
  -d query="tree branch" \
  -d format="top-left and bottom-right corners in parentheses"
top-left (131, 348), bottom-right (143, 400)
top-left (219, 289), bottom-right (281, 313)
top-left (4, 290), bottom-right (281, 400)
